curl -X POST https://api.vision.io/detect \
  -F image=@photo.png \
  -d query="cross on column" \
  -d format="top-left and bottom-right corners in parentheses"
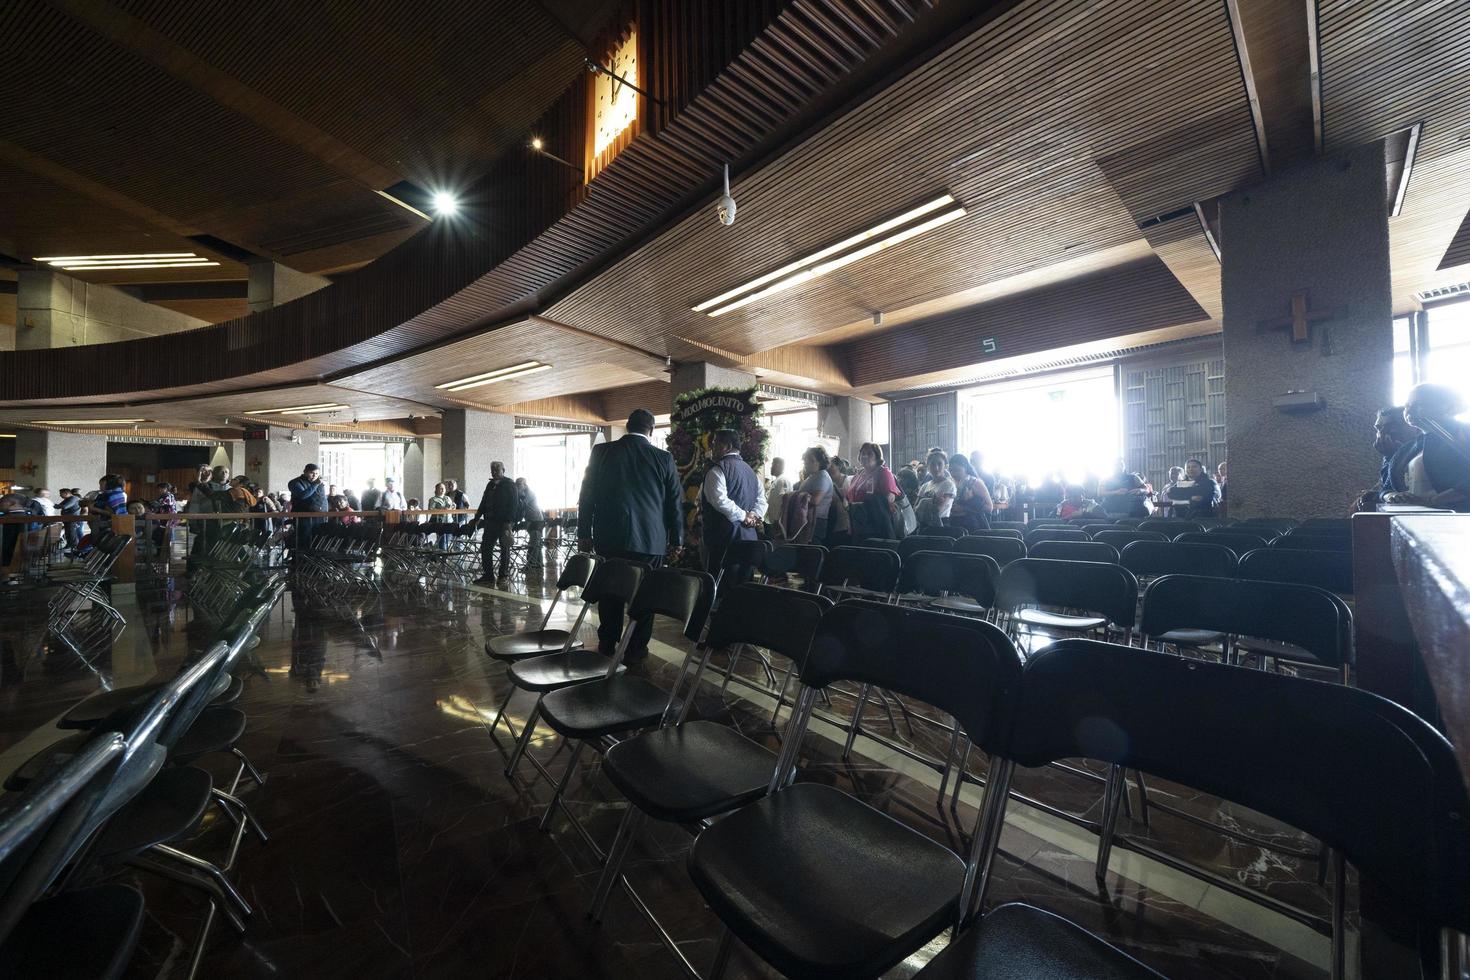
top-left (1258, 291), bottom-right (1337, 344)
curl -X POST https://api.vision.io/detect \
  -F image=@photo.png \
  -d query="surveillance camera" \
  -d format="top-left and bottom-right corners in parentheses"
top-left (716, 163), bottom-right (736, 226)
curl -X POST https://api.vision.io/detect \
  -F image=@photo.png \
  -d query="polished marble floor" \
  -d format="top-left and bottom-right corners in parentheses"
top-left (0, 566), bottom-right (1413, 979)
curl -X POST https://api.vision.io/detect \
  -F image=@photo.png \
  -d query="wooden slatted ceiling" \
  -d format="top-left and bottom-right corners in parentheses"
top-left (844, 256), bottom-right (1209, 389)
top-left (1442, 208), bottom-right (1470, 272)
top-left (1318, 0), bottom-right (1470, 310)
top-left (0, 0), bottom-right (937, 404)
top-left (544, 0), bottom-right (1258, 357)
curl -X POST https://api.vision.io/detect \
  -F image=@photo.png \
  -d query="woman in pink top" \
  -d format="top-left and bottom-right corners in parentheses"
top-left (846, 442), bottom-right (901, 540)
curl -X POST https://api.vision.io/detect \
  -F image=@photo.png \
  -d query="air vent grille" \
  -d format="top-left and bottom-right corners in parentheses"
top-left (1415, 282), bottom-right (1470, 304)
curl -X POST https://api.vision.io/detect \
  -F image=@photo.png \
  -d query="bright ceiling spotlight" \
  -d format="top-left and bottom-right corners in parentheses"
top-left (530, 137), bottom-right (545, 151)
top-left (431, 191), bottom-right (459, 217)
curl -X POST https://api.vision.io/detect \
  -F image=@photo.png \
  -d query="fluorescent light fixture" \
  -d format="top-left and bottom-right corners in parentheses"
top-left (702, 205), bottom-right (968, 317)
top-left (436, 362), bottom-right (551, 392)
top-left (691, 194), bottom-right (958, 314)
top-left (35, 252), bottom-right (220, 272)
top-left (30, 419), bottom-right (147, 425)
top-left (243, 403), bottom-right (347, 415)
top-left (431, 191), bottom-right (459, 216)
top-left (0, 434), bottom-right (15, 439)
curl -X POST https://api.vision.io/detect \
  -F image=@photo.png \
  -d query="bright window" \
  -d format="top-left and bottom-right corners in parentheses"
top-left (513, 433), bottom-right (593, 511)
top-left (1425, 301), bottom-right (1470, 421)
top-left (1392, 314), bottom-right (1415, 408)
top-left (766, 409), bottom-right (819, 476)
top-left (956, 367), bottom-right (1119, 486)
top-left (318, 442), bottom-right (405, 500)
top-left (871, 402), bottom-right (891, 449)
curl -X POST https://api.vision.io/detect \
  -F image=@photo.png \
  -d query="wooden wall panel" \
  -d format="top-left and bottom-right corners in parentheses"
top-left (845, 258), bottom-right (1209, 389)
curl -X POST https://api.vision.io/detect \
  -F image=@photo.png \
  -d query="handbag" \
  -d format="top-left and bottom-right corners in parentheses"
top-left (894, 495), bottom-right (918, 537)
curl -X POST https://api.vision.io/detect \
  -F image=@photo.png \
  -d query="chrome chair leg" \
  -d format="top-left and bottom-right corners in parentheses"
top-left (841, 684), bottom-right (872, 760)
top-left (231, 746), bottom-right (267, 787)
top-left (486, 686), bottom-right (516, 740)
top-left (538, 739), bottom-right (586, 831)
top-left (710, 927), bottom-right (734, 980)
top-left (213, 787), bottom-right (269, 844)
top-left (588, 806), bottom-right (645, 922)
top-left (950, 739), bottom-right (972, 812)
top-left (150, 843), bottom-right (254, 919)
top-left (504, 698), bottom-right (543, 777)
top-left (1094, 764), bottom-right (1126, 883)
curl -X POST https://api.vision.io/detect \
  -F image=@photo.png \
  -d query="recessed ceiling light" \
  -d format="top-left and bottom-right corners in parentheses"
top-left (435, 362), bottom-right (551, 392)
top-left (692, 194), bottom-right (965, 316)
top-left (34, 252), bottom-right (220, 272)
top-left (431, 192), bottom-right (459, 217)
top-left (243, 403), bottom-right (347, 415)
top-left (30, 419), bottom-right (148, 425)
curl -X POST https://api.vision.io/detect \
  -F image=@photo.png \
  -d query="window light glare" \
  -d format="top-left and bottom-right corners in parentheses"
top-left (691, 194), bottom-right (956, 313)
top-left (431, 191), bottom-right (459, 216)
top-left (704, 206), bottom-right (967, 317)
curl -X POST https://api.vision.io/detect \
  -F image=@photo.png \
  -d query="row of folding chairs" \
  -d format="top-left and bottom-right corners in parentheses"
top-left (484, 577), bottom-right (1461, 979)
top-left (292, 523), bottom-right (382, 596)
top-left (0, 579), bottom-right (284, 978)
top-left (44, 530), bottom-right (133, 668)
top-left (379, 520), bottom-right (481, 587)
top-left (189, 522), bottom-right (283, 624)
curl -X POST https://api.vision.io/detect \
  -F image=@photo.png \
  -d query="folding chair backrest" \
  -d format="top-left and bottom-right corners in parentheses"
top-left (555, 553), bottom-right (597, 592)
top-left (990, 521), bottom-right (1027, 532)
top-left (1093, 530), bottom-right (1168, 551)
top-left (1272, 533), bottom-right (1351, 552)
top-left (952, 535), bottom-right (1026, 566)
top-left (1120, 540), bottom-right (1237, 580)
top-left (1140, 519), bottom-right (1204, 536)
top-left (924, 525), bottom-right (968, 539)
top-left (858, 538), bottom-right (901, 550)
top-left (1080, 524), bottom-right (1117, 537)
top-left (0, 732), bottom-right (127, 944)
top-left (1232, 518), bottom-right (1298, 531)
top-left (580, 559), bottom-right (645, 608)
top-left (897, 535), bottom-right (954, 560)
top-left (896, 551), bottom-right (1000, 608)
top-left (154, 641), bottom-right (236, 750)
top-left (1237, 547), bottom-right (1353, 596)
top-left (704, 584), bottom-right (833, 662)
top-left (802, 601), bottom-right (1022, 755)
top-left (721, 539), bottom-right (772, 588)
top-left (1010, 640), bottom-right (1470, 931)
top-left (1139, 574), bottom-right (1348, 666)
top-left (1179, 531), bottom-right (1274, 554)
top-left (820, 546), bottom-right (901, 593)
top-left (996, 558), bottom-right (1139, 630)
top-left (1298, 518), bottom-right (1350, 531)
top-left (1024, 528), bottom-right (1089, 547)
top-left (762, 544), bottom-right (826, 584)
top-left (1027, 540), bottom-right (1119, 564)
top-left (966, 528), bottom-right (1023, 540)
top-left (628, 567), bottom-right (716, 641)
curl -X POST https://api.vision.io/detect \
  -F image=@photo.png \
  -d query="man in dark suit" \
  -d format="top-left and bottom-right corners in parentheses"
top-left (700, 428), bottom-right (764, 585)
top-left (473, 461), bottom-right (518, 584)
top-left (578, 408), bottom-right (684, 662)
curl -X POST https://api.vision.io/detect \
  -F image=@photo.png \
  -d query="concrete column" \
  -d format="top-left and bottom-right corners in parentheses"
top-left (669, 362), bottom-right (757, 412)
top-left (247, 260), bottom-right (330, 313)
top-left (13, 429), bottom-right (107, 494)
top-left (818, 396), bottom-right (873, 460)
top-left (441, 410), bottom-right (515, 504)
top-left (242, 430), bottom-right (320, 497)
top-left (16, 270), bottom-right (206, 349)
top-left (598, 424), bottom-right (627, 444)
top-left (403, 437), bottom-right (442, 503)
top-left (1221, 142), bottom-right (1393, 519)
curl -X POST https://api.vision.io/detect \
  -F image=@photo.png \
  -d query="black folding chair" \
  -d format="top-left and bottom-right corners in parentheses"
top-left (760, 542), bottom-right (826, 592)
top-left (1023, 527), bottom-right (1089, 548)
top-left (936, 639), bottom-right (1470, 980)
top-left (818, 545), bottom-right (901, 602)
top-left (964, 528), bottom-right (1023, 540)
top-left (990, 521), bottom-right (1027, 532)
top-left (1119, 540), bottom-right (1238, 583)
top-left (530, 568), bottom-right (714, 855)
top-left (716, 538), bottom-right (770, 593)
top-left (1232, 518), bottom-right (1299, 532)
top-left (0, 732), bottom-right (140, 980)
top-left (587, 586), bottom-right (831, 975)
top-left (1178, 530), bottom-right (1275, 553)
top-left (499, 560), bottom-right (645, 777)
top-left (994, 558), bottom-right (1138, 648)
top-left (1298, 518), bottom-right (1350, 531)
top-left (924, 524), bottom-right (968, 539)
top-left (1093, 529), bottom-right (1167, 551)
top-left (1238, 547), bottom-right (1353, 596)
top-left (483, 553), bottom-right (597, 741)
top-left (953, 535), bottom-right (1026, 565)
top-left (1138, 519), bottom-right (1204, 536)
top-left (1273, 533), bottom-right (1351, 552)
top-left (897, 534), bottom-right (955, 561)
top-left (1140, 574), bottom-right (1351, 683)
top-left (1028, 540), bottom-right (1119, 563)
top-left (1080, 523), bottom-right (1120, 536)
top-left (687, 601), bottom-right (1023, 980)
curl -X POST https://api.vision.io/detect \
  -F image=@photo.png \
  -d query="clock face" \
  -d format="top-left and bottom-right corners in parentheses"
top-left (593, 30), bottom-right (638, 159)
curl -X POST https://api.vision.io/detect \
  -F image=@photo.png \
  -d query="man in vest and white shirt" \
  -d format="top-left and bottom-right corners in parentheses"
top-left (700, 428), bottom-right (765, 587)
